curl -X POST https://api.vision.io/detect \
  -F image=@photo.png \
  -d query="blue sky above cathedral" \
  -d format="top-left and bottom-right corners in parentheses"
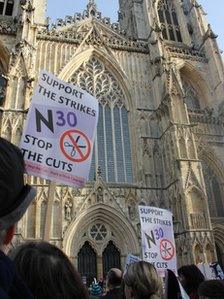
top-left (47, 0), bottom-right (119, 22)
top-left (46, 0), bottom-right (224, 52)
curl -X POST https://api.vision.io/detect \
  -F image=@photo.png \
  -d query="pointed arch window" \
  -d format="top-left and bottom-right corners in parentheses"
top-left (103, 241), bottom-right (121, 276)
top-left (201, 161), bottom-right (224, 217)
top-left (78, 242), bottom-right (97, 286)
top-left (183, 81), bottom-right (200, 110)
top-left (70, 57), bottom-right (133, 183)
top-left (0, 0), bottom-right (14, 16)
top-left (158, 0), bottom-right (182, 42)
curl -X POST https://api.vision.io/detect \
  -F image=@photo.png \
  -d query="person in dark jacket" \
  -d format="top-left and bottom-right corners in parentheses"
top-left (0, 138), bottom-right (36, 298)
top-left (100, 268), bottom-right (123, 299)
top-left (178, 265), bottom-right (205, 299)
top-left (198, 280), bottom-right (224, 299)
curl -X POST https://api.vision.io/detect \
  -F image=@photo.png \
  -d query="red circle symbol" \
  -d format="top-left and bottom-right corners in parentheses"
top-left (160, 239), bottom-right (175, 261)
top-left (60, 129), bottom-right (91, 163)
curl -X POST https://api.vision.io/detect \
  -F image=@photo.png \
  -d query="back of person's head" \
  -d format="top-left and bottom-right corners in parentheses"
top-left (9, 241), bottom-right (89, 299)
top-left (198, 280), bottom-right (224, 299)
top-left (107, 268), bottom-right (123, 289)
top-left (178, 264), bottom-right (205, 295)
top-left (123, 261), bottom-right (162, 299)
top-left (0, 138), bottom-right (36, 249)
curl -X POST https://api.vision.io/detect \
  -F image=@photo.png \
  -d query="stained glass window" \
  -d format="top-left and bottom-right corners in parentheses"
top-left (70, 57), bottom-right (133, 183)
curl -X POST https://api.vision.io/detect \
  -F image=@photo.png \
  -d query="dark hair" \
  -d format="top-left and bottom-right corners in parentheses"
top-left (10, 241), bottom-right (89, 299)
top-left (198, 280), bottom-right (224, 299)
top-left (107, 268), bottom-right (122, 287)
top-left (124, 261), bottom-right (162, 299)
top-left (178, 265), bottom-right (205, 295)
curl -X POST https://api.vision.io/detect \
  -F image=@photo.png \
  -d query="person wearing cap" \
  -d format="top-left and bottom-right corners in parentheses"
top-left (100, 268), bottom-right (123, 299)
top-left (0, 137), bottom-right (36, 298)
top-left (90, 279), bottom-right (102, 298)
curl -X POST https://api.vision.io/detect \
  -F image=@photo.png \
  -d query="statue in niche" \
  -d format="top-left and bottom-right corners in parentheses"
top-left (128, 203), bottom-right (136, 220)
top-left (96, 186), bottom-right (103, 203)
top-left (64, 200), bottom-right (73, 221)
top-left (204, 107), bottom-right (214, 118)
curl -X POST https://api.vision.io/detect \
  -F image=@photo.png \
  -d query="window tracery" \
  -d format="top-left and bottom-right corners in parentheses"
top-left (158, 0), bottom-right (182, 42)
top-left (90, 223), bottom-right (108, 241)
top-left (0, 0), bottom-right (14, 16)
top-left (70, 57), bottom-right (133, 183)
top-left (183, 80), bottom-right (200, 110)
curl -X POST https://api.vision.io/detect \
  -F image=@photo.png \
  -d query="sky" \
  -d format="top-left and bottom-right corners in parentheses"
top-left (46, 0), bottom-right (224, 51)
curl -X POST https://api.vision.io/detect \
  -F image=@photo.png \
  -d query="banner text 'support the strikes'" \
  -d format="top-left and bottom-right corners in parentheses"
top-left (20, 70), bottom-right (99, 187)
top-left (139, 206), bottom-right (177, 277)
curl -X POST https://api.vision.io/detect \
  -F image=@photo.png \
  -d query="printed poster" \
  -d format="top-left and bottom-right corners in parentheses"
top-left (124, 254), bottom-right (141, 274)
top-left (20, 70), bottom-right (98, 187)
top-left (139, 205), bottom-right (177, 277)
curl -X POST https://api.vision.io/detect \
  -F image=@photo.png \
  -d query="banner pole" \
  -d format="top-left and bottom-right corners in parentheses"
top-left (43, 181), bottom-right (56, 241)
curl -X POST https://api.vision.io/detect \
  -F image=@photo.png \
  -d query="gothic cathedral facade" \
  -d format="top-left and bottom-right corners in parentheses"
top-left (0, 0), bottom-right (224, 281)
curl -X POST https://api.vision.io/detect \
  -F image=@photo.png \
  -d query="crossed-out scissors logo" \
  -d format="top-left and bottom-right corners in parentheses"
top-left (60, 129), bottom-right (91, 163)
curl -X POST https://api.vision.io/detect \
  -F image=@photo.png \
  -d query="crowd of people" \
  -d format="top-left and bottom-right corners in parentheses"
top-left (0, 137), bottom-right (224, 299)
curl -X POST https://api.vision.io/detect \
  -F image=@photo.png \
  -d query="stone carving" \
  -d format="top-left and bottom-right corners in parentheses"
top-left (0, 19), bottom-right (18, 34)
top-left (64, 200), bottom-right (73, 221)
top-left (183, 80), bottom-right (200, 110)
top-left (128, 203), bottom-right (136, 220)
top-left (165, 44), bottom-right (207, 62)
top-left (96, 186), bottom-right (103, 203)
top-left (204, 107), bottom-right (214, 118)
top-left (37, 8), bottom-right (149, 53)
top-left (70, 57), bottom-right (125, 107)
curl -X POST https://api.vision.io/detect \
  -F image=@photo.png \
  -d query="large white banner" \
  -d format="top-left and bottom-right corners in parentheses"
top-left (20, 71), bottom-right (98, 187)
top-left (139, 206), bottom-right (177, 277)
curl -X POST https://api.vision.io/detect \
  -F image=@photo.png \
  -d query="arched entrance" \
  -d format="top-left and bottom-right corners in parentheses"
top-left (63, 204), bottom-right (139, 279)
top-left (103, 241), bottom-right (121, 277)
top-left (78, 241), bottom-right (97, 285)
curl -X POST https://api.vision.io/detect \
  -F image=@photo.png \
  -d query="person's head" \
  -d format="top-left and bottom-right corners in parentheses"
top-left (9, 241), bottom-right (89, 299)
top-left (198, 280), bottom-right (224, 299)
top-left (106, 268), bottom-right (123, 290)
top-left (178, 265), bottom-right (205, 295)
top-left (123, 261), bottom-right (162, 299)
top-left (0, 138), bottom-right (36, 251)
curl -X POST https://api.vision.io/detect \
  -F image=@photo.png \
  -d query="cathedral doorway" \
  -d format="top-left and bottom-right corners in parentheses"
top-left (78, 241), bottom-right (97, 285)
top-left (103, 241), bottom-right (121, 277)
top-left (63, 204), bottom-right (139, 281)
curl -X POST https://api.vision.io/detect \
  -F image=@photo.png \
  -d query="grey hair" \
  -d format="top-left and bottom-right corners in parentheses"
top-left (0, 228), bottom-right (7, 246)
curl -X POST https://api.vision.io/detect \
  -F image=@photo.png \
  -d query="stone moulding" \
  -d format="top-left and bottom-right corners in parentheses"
top-left (0, 19), bottom-right (18, 35)
top-left (188, 109), bottom-right (223, 125)
top-left (165, 44), bottom-right (208, 63)
top-left (37, 33), bottom-right (149, 54)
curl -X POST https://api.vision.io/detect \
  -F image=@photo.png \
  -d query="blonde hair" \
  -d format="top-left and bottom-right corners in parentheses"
top-left (124, 261), bottom-right (162, 299)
